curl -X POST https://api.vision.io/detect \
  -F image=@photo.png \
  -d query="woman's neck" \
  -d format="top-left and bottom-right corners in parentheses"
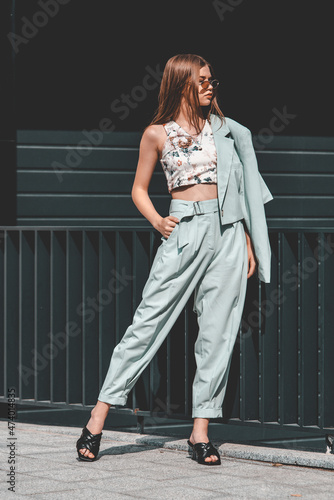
top-left (174, 106), bottom-right (206, 135)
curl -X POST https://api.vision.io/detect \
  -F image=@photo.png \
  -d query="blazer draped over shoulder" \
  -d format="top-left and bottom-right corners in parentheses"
top-left (210, 113), bottom-right (274, 283)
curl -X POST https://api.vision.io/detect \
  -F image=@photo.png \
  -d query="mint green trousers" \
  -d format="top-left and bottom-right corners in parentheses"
top-left (98, 197), bottom-right (248, 418)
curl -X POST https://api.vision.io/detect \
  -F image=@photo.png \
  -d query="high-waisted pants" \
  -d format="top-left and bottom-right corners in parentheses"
top-left (98, 197), bottom-right (248, 418)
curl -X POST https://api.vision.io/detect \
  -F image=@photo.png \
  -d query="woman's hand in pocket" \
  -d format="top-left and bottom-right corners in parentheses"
top-left (158, 216), bottom-right (180, 239)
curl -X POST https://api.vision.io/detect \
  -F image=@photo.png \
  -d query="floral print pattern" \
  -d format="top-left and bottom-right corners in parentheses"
top-left (160, 120), bottom-right (217, 193)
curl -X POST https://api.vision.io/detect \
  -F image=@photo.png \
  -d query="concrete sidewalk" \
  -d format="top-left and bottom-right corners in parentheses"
top-left (0, 421), bottom-right (333, 499)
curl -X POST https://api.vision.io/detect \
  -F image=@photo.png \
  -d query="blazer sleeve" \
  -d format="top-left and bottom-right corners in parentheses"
top-left (259, 172), bottom-right (274, 204)
top-left (232, 125), bottom-right (274, 283)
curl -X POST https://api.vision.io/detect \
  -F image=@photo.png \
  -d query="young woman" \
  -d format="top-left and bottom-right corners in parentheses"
top-left (76, 53), bottom-right (273, 466)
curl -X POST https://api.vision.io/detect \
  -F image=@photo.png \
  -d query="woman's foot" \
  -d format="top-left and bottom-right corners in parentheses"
top-left (78, 400), bottom-right (111, 460)
top-left (188, 417), bottom-right (219, 463)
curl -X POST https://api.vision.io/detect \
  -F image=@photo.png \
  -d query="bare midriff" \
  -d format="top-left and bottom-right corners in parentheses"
top-left (170, 182), bottom-right (218, 201)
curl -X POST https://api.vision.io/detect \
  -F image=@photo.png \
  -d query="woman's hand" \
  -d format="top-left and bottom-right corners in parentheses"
top-left (157, 216), bottom-right (180, 239)
top-left (244, 231), bottom-right (257, 279)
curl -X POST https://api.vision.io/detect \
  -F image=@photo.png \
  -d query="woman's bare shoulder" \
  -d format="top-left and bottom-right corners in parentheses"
top-left (142, 124), bottom-right (165, 139)
top-left (141, 124), bottom-right (166, 149)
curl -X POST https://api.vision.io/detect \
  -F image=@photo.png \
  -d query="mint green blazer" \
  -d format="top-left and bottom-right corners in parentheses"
top-left (210, 113), bottom-right (274, 283)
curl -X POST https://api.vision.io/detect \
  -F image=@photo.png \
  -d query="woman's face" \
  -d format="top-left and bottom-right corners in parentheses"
top-left (197, 65), bottom-right (215, 106)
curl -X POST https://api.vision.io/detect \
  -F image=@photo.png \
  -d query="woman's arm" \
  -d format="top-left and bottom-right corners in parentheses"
top-left (242, 220), bottom-right (257, 279)
top-left (131, 126), bottom-right (163, 230)
top-left (131, 125), bottom-right (179, 238)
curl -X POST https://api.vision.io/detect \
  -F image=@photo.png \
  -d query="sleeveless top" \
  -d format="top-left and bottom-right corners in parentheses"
top-left (159, 120), bottom-right (218, 193)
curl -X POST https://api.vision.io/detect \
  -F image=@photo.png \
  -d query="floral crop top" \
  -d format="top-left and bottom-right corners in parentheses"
top-left (159, 119), bottom-right (217, 193)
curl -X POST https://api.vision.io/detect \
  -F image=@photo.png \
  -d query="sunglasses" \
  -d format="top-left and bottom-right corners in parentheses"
top-left (199, 79), bottom-right (219, 90)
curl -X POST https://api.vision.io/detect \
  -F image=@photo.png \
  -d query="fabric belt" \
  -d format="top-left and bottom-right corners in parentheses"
top-left (167, 198), bottom-right (220, 249)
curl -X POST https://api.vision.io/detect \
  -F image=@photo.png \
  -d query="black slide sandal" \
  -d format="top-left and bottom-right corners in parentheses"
top-left (187, 439), bottom-right (221, 465)
top-left (76, 425), bottom-right (103, 462)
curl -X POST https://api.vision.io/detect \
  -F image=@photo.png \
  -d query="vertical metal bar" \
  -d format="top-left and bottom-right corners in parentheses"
top-left (34, 230), bottom-right (37, 402)
top-left (50, 230), bottom-right (54, 404)
top-left (317, 232), bottom-right (325, 430)
top-left (115, 230), bottom-right (120, 347)
top-left (240, 316), bottom-right (245, 421)
top-left (0, 230), bottom-right (5, 397)
top-left (65, 230), bottom-right (70, 405)
top-left (18, 230), bottom-right (22, 401)
top-left (98, 231), bottom-right (103, 392)
top-left (258, 277), bottom-right (263, 422)
top-left (18, 230), bottom-right (22, 399)
top-left (3, 230), bottom-right (7, 397)
top-left (82, 230), bottom-right (86, 407)
top-left (277, 231), bottom-right (282, 426)
top-left (297, 232), bottom-right (302, 428)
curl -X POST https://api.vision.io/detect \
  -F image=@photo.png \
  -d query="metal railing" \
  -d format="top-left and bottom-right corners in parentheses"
top-left (1, 227), bottom-right (333, 434)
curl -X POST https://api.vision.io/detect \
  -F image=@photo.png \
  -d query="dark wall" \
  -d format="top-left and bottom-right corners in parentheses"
top-left (12, 0), bottom-right (332, 135)
top-left (0, 0), bottom-right (16, 224)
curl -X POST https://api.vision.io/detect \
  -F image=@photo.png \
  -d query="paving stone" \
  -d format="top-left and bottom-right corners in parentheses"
top-left (1, 421), bottom-right (333, 500)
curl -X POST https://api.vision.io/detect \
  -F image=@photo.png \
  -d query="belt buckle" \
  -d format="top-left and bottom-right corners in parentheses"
top-left (193, 200), bottom-right (204, 215)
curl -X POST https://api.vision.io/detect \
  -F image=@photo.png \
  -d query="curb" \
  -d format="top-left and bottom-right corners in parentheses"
top-left (12, 422), bottom-right (334, 470)
top-left (134, 435), bottom-right (334, 470)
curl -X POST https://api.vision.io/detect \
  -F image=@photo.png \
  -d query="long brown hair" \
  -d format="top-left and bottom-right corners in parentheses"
top-left (148, 54), bottom-right (225, 135)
